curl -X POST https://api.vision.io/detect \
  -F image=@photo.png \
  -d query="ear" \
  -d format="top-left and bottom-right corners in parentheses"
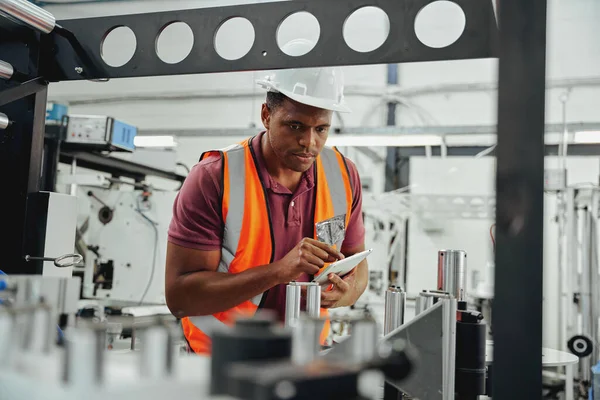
top-left (261, 103), bottom-right (271, 130)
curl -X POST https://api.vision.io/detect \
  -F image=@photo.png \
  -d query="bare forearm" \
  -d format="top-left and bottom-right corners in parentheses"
top-left (167, 264), bottom-right (280, 318)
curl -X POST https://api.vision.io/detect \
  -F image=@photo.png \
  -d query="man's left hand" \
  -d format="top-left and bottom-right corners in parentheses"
top-left (321, 272), bottom-right (356, 308)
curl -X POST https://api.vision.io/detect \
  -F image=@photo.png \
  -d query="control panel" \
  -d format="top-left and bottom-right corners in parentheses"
top-left (65, 115), bottom-right (137, 152)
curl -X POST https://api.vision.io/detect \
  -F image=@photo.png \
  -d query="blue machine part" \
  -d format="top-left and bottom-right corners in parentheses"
top-left (46, 102), bottom-right (68, 122)
top-left (111, 119), bottom-right (137, 152)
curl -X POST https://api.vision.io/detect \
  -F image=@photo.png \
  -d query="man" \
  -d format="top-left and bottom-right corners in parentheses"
top-left (165, 39), bottom-right (368, 355)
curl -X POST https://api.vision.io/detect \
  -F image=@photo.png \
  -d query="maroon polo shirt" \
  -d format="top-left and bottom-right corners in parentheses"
top-left (168, 131), bottom-right (365, 321)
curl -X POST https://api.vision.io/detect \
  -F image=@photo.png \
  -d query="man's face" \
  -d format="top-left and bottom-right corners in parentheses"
top-left (262, 97), bottom-right (333, 172)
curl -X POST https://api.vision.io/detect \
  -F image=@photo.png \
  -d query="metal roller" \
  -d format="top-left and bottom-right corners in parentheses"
top-left (0, 113), bottom-right (9, 130)
top-left (0, 60), bottom-right (13, 80)
top-left (0, 0), bottom-right (56, 34)
top-left (384, 286), bottom-right (406, 335)
top-left (437, 249), bottom-right (468, 300)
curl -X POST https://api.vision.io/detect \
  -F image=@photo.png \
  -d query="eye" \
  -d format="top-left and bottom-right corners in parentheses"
top-left (316, 126), bottom-right (329, 134)
top-left (289, 124), bottom-right (301, 131)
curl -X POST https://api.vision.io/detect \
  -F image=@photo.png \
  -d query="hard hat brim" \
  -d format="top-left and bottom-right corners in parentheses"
top-left (256, 79), bottom-right (352, 113)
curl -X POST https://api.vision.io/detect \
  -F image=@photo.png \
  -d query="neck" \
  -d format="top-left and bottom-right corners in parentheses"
top-left (261, 132), bottom-right (303, 190)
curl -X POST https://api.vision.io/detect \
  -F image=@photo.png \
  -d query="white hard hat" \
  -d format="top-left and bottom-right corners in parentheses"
top-left (256, 38), bottom-right (351, 113)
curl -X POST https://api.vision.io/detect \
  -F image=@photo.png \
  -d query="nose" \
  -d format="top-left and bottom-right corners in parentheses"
top-left (298, 129), bottom-right (316, 149)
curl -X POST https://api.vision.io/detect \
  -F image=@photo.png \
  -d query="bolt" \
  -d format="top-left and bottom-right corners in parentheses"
top-left (75, 67), bottom-right (83, 74)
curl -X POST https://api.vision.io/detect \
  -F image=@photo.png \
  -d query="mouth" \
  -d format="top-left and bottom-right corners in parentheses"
top-left (293, 153), bottom-right (316, 158)
top-left (293, 153), bottom-right (316, 162)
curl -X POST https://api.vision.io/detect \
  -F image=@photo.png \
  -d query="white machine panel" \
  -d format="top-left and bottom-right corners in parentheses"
top-left (44, 192), bottom-right (79, 278)
top-left (79, 188), bottom-right (177, 305)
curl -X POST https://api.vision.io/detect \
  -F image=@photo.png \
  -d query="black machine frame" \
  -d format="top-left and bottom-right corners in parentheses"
top-left (0, 0), bottom-right (547, 399)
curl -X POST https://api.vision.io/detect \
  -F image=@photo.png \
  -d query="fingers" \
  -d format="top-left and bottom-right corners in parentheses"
top-left (299, 249), bottom-right (325, 269)
top-left (302, 238), bottom-right (344, 261)
top-left (328, 273), bottom-right (350, 292)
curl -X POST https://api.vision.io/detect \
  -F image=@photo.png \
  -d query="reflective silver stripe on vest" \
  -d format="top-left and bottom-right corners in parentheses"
top-left (221, 145), bottom-right (245, 267)
top-left (221, 143), bottom-right (264, 307)
top-left (319, 147), bottom-right (350, 220)
top-left (188, 315), bottom-right (229, 336)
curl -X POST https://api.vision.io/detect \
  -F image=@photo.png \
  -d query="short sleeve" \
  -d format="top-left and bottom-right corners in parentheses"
top-left (167, 154), bottom-right (224, 250)
top-left (342, 158), bottom-right (366, 250)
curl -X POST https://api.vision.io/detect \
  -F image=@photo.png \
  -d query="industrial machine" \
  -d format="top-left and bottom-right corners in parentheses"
top-left (0, 273), bottom-right (414, 400)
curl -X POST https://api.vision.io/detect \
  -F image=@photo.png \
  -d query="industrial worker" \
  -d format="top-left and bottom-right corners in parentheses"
top-left (165, 39), bottom-right (368, 355)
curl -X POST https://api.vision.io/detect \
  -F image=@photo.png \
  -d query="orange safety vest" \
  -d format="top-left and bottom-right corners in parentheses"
top-left (181, 135), bottom-right (353, 355)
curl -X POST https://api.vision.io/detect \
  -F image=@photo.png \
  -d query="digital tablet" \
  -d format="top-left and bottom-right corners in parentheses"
top-left (312, 248), bottom-right (373, 285)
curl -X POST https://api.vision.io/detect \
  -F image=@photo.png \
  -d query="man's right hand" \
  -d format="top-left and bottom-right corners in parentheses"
top-left (273, 238), bottom-right (345, 283)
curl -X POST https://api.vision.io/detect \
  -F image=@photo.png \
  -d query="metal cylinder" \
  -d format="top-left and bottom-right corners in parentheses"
top-left (0, 312), bottom-right (14, 363)
top-left (0, 60), bottom-right (13, 80)
top-left (437, 249), bottom-right (467, 300)
top-left (291, 316), bottom-right (322, 365)
top-left (63, 327), bottom-right (105, 386)
top-left (285, 283), bottom-right (301, 328)
top-left (416, 291), bottom-right (434, 315)
top-left (384, 286), bottom-right (406, 335)
top-left (0, 0), bottom-right (56, 34)
top-left (306, 283), bottom-right (321, 318)
top-left (24, 307), bottom-right (55, 353)
top-left (0, 113), bottom-right (9, 130)
top-left (139, 325), bottom-right (173, 378)
top-left (348, 319), bottom-right (378, 364)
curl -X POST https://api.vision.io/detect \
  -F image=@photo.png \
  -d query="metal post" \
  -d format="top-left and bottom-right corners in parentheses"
top-left (63, 327), bottom-right (105, 387)
top-left (493, 1), bottom-right (547, 399)
top-left (306, 282), bottom-right (321, 319)
top-left (139, 325), bottom-right (172, 378)
top-left (384, 286), bottom-right (406, 335)
top-left (285, 282), bottom-right (301, 328)
top-left (415, 291), bottom-right (434, 315)
top-left (291, 316), bottom-right (321, 365)
top-left (437, 250), bottom-right (467, 300)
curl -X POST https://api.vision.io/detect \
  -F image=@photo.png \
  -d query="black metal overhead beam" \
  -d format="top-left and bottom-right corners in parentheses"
top-left (42, 0), bottom-right (498, 81)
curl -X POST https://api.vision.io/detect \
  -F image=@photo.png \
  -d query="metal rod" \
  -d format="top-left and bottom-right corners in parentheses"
top-left (0, 0), bottom-right (56, 34)
top-left (384, 286), bottom-right (406, 335)
top-left (0, 112), bottom-right (9, 130)
top-left (291, 317), bottom-right (321, 365)
top-left (285, 283), bottom-right (301, 328)
top-left (415, 291), bottom-right (434, 315)
top-left (63, 327), bottom-right (105, 386)
top-left (139, 325), bottom-right (171, 378)
top-left (0, 60), bottom-right (13, 80)
top-left (493, 1), bottom-right (548, 399)
top-left (437, 250), bottom-right (467, 300)
top-left (306, 283), bottom-right (321, 319)
top-left (578, 205), bottom-right (592, 383)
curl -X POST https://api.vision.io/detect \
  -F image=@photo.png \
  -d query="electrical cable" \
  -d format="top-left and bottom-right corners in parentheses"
top-left (135, 195), bottom-right (159, 305)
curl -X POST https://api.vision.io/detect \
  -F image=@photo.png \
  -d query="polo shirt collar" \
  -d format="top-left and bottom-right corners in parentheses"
top-left (251, 132), bottom-right (316, 194)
